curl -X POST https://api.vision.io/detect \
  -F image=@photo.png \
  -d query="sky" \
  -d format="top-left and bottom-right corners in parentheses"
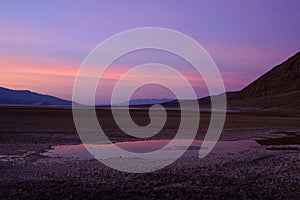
top-left (0, 0), bottom-right (300, 104)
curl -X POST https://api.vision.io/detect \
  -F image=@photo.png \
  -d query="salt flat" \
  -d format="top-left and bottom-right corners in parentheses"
top-left (0, 107), bottom-right (299, 199)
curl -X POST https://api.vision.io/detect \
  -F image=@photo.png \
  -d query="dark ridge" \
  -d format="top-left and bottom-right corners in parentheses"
top-left (0, 87), bottom-right (72, 106)
top-left (162, 91), bottom-right (238, 108)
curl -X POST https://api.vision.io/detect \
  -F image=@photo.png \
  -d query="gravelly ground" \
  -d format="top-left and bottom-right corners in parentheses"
top-left (0, 107), bottom-right (299, 199)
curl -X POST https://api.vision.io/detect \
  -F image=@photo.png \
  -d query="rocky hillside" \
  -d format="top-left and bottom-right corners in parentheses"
top-left (229, 51), bottom-right (300, 110)
top-left (232, 51), bottom-right (300, 100)
top-left (162, 51), bottom-right (300, 111)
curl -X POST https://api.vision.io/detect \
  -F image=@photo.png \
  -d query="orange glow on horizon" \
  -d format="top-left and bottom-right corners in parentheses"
top-left (0, 54), bottom-right (245, 102)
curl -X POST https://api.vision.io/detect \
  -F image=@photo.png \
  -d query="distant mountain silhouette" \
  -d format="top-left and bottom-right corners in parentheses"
top-left (229, 51), bottom-right (300, 110)
top-left (0, 87), bottom-right (72, 105)
top-left (116, 98), bottom-right (173, 106)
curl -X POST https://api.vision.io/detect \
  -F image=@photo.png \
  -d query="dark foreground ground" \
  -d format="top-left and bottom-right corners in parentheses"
top-left (0, 107), bottom-right (300, 199)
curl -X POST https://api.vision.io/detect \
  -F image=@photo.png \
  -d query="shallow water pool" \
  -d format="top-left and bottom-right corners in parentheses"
top-left (42, 139), bottom-right (260, 160)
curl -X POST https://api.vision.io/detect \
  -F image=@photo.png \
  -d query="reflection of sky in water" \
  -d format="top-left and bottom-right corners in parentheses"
top-left (42, 140), bottom-right (260, 160)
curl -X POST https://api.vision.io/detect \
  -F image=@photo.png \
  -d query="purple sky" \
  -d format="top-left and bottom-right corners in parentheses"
top-left (0, 0), bottom-right (299, 104)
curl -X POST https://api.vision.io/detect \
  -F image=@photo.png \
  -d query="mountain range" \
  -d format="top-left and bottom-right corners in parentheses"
top-left (115, 98), bottom-right (173, 106)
